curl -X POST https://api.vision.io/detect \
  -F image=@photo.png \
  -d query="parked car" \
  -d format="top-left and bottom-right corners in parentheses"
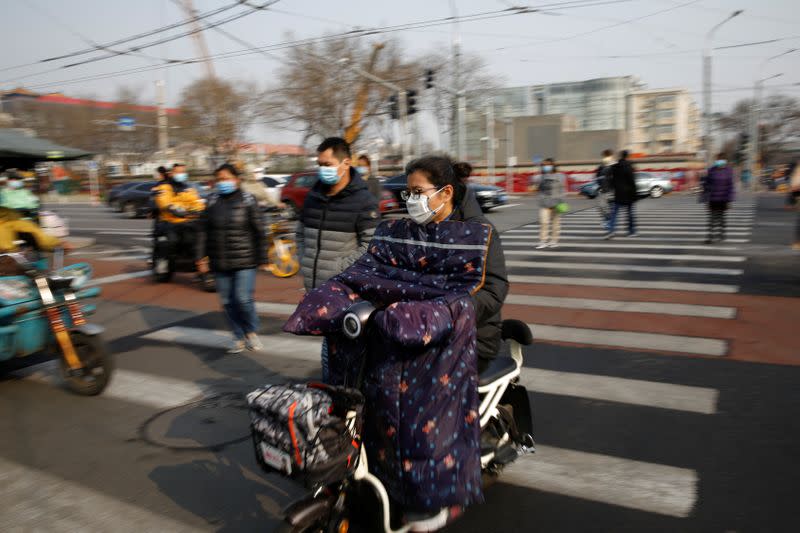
top-left (578, 172), bottom-right (674, 199)
top-left (280, 171), bottom-right (401, 219)
top-left (107, 181), bottom-right (140, 212)
top-left (382, 174), bottom-right (508, 212)
top-left (116, 181), bottom-right (158, 218)
top-left (279, 172), bottom-right (318, 219)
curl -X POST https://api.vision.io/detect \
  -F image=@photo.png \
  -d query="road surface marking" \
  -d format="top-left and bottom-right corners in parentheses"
top-left (139, 326), bottom-right (720, 412)
top-left (501, 238), bottom-right (742, 251)
top-left (526, 322), bottom-right (727, 356)
top-left (503, 446), bottom-right (697, 518)
top-left (506, 229), bottom-right (751, 236)
top-left (142, 326), bottom-right (322, 360)
top-left (508, 274), bottom-right (739, 293)
top-left (17, 361), bottom-right (205, 410)
top-left (505, 260), bottom-right (743, 276)
top-left (507, 236), bottom-right (750, 243)
top-left (87, 270), bottom-right (151, 286)
top-left (521, 367), bottom-right (718, 414)
top-left (488, 203), bottom-right (521, 210)
top-left (506, 294), bottom-right (736, 319)
top-left (256, 302), bottom-right (299, 315)
top-left (0, 457), bottom-right (203, 532)
top-left (505, 250), bottom-right (746, 263)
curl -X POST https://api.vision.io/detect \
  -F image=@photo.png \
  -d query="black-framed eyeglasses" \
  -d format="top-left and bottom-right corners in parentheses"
top-left (400, 186), bottom-right (439, 201)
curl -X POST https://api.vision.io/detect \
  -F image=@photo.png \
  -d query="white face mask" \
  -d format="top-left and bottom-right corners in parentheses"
top-left (405, 187), bottom-right (444, 225)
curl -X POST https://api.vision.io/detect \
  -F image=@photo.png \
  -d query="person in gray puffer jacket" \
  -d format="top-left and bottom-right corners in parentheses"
top-left (535, 157), bottom-right (567, 249)
top-left (297, 137), bottom-right (380, 292)
top-left (297, 137), bottom-right (379, 383)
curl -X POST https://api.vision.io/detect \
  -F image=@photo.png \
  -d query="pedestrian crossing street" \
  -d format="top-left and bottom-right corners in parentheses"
top-left (14, 321), bottom-right (715, 526)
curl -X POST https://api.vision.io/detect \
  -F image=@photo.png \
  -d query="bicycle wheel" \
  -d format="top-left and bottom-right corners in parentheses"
top-left (268, 238), bottom-right (300, 278)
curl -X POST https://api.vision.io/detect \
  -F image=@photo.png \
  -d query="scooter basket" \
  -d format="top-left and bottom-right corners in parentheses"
top-left (247, 382), bottom-right (364, 488)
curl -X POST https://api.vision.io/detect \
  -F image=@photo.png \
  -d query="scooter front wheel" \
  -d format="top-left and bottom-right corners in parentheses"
top-left (59, 332), bottom-right (113, 396)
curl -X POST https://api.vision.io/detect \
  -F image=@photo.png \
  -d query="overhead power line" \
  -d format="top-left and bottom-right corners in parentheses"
top-left (41, 1), bottom-right (245, 63)
top-left (60, 0), bottom-right (282, 69)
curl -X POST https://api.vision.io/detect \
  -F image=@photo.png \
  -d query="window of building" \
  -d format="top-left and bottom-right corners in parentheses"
top-left (657, 109), bottom-right (675, 119)
top-left (657, 125), bottom-right (674, 134)
top-left (656, 95), bottom-right (676, 104)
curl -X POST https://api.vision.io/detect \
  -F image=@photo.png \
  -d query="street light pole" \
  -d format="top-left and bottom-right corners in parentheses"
top-left (486, 97), bottom-right (495, 186)
top-left (748, 48), bottom-right (797, 188)
top-left (156, 80), bottom-right (168, 153)
top-left (703, 9), bottom-right (743, 167)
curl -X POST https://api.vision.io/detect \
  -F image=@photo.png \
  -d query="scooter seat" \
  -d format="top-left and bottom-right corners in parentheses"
top-left (479, 356), bottom-right (518, 387)
top-left (46, 275), bottom-right (75, 291)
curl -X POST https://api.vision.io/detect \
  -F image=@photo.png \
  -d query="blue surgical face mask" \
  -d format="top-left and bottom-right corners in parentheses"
top-left (318, 165), bottom-right (341, 185)
top-left (8, 180), bottom-right (23, 190)
top-left (216, 181), bottom-right (237, 195)
top-left (542, 165), bottom-right (553, 173)
top-left (714, 160), bottom-right (727, 168)
top-left (173, 172), bottom-right (188, 183)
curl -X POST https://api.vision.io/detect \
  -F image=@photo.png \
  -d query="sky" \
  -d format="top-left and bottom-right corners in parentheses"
top-left (1, 0), bottom-right (799, 145)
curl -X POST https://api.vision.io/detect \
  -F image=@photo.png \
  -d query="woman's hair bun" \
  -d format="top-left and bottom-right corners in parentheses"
top-left (452, 161), bottom-right (473, 181)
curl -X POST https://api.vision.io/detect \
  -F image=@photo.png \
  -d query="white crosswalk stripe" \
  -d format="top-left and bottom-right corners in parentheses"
top-left (10, 324), bottom-right (715, 520)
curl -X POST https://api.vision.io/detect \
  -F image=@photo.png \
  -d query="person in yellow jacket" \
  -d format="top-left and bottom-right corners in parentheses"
top-left (153, 164), bottom-right (206, 266)
top-left (0, 207), bottom-right (67, 252)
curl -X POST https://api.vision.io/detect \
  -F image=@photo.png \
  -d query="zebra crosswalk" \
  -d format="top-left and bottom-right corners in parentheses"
top-left (13, 323), bottom-right (716, 523)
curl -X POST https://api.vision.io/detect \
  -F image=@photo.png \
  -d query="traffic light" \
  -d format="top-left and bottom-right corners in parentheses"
top-left (388, 94), bottom-right (399, 120)
top-left (406, 90), bottom-right (418, 115)
top-left (737, 133), bottom-right (750, 164)
top-left (425, 69), bottom-right (435, 89)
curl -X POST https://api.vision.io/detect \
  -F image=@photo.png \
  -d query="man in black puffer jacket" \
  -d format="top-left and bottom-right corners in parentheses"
top-left (198, 164), bottom-right (268, 354)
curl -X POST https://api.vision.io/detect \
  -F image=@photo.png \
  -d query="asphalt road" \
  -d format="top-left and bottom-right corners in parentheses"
top-left (2, 191), bottom-right (799, 532)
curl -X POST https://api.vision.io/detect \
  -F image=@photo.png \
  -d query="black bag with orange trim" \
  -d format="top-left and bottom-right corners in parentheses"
top-left (247, 382), bottom-right (364, 488)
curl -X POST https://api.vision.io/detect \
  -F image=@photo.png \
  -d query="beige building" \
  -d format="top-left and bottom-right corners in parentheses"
top-left (627, 89), bottom-right (700, 155)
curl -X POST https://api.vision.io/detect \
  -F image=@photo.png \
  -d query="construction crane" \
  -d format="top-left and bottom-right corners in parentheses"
top-left (179, 0), bottom-right (216, 79)
top-left (343, 43), bottom-right (385, 144)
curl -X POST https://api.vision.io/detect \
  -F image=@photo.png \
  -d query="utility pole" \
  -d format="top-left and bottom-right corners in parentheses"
top-left (156, 80), bottom-right (168, 153)
top-left (703, 10), bottom-right (743, 166)
top-left (451, 0), bottom-right (466, 160)
top-left (486, 97), bottom-right (495, 185)
top-left (505, 105), bottom-right (514, 194)
top-left (748, 48), bottom-right (797, 189)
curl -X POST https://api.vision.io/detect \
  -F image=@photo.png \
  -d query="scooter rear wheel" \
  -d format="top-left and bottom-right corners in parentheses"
top-left (59, 332), bottom-right (113, 396)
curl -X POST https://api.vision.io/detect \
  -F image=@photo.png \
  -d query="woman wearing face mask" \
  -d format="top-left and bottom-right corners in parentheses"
top-left (197, 163), bottom-right (268, 354)
top-left (536, 158), bottom-right (566, 249)
top-left (702, 152), bottom-right (735, 244)
top-left (404, 156), bottom-right (509, 372)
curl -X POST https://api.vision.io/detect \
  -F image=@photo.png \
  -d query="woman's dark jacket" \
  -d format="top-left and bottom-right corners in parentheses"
top-left (199, 189), bottom-right (267, 271)
top-left (703, 166), bottom-right (735, 204)
top-left (451, 190), bottom-right (509, 363)
top-left (610, 159), bottom-right (638, 205)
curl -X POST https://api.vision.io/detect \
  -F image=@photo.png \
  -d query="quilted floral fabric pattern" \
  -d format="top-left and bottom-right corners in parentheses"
top-left (283, 218), bottom-right (492, 511)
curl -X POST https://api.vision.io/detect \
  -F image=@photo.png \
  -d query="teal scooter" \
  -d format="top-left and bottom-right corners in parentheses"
top-left (0, 248), bottom-right (111, 395)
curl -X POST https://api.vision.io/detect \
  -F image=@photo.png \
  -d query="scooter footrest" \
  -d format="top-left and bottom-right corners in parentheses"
top-left (492, 443), bottom-right (520, 466)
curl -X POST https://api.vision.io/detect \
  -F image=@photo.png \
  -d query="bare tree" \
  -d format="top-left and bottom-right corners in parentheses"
top-left (717, 95), bottom-right (800, 166)
top-left (177, 77), bottom-right (257, 155)
top-left (260, 36), bottom-right (422, 149)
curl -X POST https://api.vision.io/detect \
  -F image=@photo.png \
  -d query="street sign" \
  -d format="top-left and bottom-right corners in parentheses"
top-left (118, 116), bottom-right (136, 131)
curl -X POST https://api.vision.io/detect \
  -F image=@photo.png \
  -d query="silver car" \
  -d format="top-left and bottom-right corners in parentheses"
top-left (635, 172), bottom-right (674, 199)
